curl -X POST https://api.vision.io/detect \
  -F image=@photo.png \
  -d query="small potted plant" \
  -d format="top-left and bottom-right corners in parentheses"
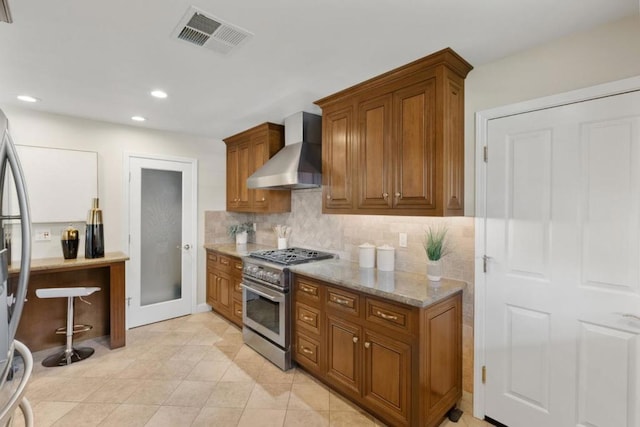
top-left (423, 225), bottom-right (449, 282)
top-left (228, 222), bottom-right (254, 245)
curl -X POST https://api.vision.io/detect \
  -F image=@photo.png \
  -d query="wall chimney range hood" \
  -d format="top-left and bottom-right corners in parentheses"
top-left (247, 112), bottom-right (322, 190)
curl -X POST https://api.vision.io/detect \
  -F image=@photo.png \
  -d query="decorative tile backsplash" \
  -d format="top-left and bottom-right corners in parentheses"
top-left (204, 188), bottom-right (476, 392)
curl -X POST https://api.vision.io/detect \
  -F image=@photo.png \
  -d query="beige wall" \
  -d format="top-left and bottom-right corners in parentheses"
top-left (464, 14), bottom-right (640, 214)
top-left (2, 106), bottom-right (227, 306)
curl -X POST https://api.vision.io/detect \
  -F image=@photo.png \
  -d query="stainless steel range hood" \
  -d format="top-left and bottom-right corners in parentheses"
top-left (247, 112), bottom-right (322, 190)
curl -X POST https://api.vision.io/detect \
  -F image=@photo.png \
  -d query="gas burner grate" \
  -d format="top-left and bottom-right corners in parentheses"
top-left (249, 247), bottom-right (334, 266)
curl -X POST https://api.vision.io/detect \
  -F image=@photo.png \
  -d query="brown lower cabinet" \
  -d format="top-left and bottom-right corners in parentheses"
top-left (292, 274), bottom-right (462, 427)
top-left (206, 249), bottom-right (243, 327)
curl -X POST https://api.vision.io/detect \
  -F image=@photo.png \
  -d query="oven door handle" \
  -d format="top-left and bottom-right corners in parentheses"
top-left (241, 283), bottom-right (280, 302)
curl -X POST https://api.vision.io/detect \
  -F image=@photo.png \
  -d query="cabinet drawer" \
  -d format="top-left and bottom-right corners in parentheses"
top-left (233, 277), bottom-right (243, 294)
top-left (295, 302), bottom-right (321, 335)
top-left (295, 333), bottom-right (321, 370)
top-left (207, 251), bottom-right (218, 267)
top-left (327, 287), bottom-right (359, 316)
top-left (365, 298), bottom-right (414, 334)
top-left (217, 255), bottom-right (232, 273)
top-left (232, 298), bottom-right (243, 326)
top-left (295, 278), bottom-right (321, 304)
top-left (233, 260), bottom-right (243, 276)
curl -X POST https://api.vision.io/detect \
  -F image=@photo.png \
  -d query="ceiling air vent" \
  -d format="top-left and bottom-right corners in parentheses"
top-left (172, 7), bottom-right (253, 54)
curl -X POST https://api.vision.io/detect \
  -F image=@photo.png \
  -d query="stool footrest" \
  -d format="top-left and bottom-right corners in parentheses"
top-left (54, 324), bottom-right (94, 335)
top-left (41, 347), bottom-right (95, 367)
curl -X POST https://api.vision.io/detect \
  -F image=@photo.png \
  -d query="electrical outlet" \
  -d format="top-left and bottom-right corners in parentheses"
top-left (35, 229), bottom-right (51, 241)
top-left (399, 232), bottom-right (408, 248)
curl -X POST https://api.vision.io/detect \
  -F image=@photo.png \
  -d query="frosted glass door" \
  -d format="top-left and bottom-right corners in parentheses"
top-left (140, 168), bottom-right (182, 306)
top-left (127, 155), bottom-right (196, 328)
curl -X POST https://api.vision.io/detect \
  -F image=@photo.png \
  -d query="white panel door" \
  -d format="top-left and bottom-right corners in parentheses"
top-left (485, 91), bottom-right (640, 427)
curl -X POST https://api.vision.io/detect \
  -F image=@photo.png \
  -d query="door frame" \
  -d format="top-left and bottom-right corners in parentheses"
top-left (473, 75), bottom-right (640, 418)
top-left (123, 152), bottom-right (199, 328)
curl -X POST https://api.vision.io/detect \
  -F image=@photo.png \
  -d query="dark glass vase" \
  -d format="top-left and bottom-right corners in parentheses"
top-left (61, 224), bottom-right (79, 259)
top-left (85, 198), bottom-right (104, 259)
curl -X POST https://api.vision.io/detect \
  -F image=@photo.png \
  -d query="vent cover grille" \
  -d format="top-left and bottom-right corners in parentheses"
top-left (172, 7), bottom-right (253, 54)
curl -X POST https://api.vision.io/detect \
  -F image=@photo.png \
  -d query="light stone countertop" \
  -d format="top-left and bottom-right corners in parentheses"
top-left (8, 251), bottom-right (129, 274)
top-left (289, 259), bottom-right (465, 308)
top-left (203, 243), bottom-right (274, 258)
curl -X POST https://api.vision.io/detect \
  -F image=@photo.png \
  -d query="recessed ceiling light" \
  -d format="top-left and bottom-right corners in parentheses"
top-left (150, 90), bottom-right (168, 99)
top-left (17, 95), bottom-right (39, 103)
top-left (131, 116), bottom-right (146, 122)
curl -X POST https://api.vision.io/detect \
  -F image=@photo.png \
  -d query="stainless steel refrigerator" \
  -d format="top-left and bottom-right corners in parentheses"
top-left (0, 108), bottom-right (33, 426)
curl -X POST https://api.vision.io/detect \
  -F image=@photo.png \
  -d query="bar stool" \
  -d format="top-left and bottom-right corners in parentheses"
top-left (35, 287), bottom-right (101, 367)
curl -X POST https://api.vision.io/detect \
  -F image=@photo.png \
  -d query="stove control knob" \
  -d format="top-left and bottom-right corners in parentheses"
top-left (268, 272), bottom-right (280, 283)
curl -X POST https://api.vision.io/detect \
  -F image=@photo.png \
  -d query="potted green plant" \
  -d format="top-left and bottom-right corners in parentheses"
top-left (228, 222), bottom-right (254, 245)
top-left (423, 225), bottom-right (448, 281)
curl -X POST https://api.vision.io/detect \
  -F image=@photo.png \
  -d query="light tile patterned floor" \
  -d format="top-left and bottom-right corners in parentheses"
top-left (13, 311), bottom-right (492, 426)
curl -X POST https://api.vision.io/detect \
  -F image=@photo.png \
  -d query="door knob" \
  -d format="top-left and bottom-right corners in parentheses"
top-left (183, 244), bottom-right (191, 250)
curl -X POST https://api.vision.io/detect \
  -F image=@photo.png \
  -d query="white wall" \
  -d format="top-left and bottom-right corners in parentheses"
top-left (464, 14), bottom-right (640, 214)
top-left (2, 106), bottom-right (227, 305)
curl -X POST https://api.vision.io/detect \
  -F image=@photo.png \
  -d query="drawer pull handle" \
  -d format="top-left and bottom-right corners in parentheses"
top-left (221, 259), bottom-right (229, 265)
top-left (352, 336), bottom-right (358, 344)
top-left (301, 314), bottom-right (314, 322)
top-left (301, 347), bottom-right (313, 355)
top-left (236, 310), bottom-right (242, 315)
top-left (376, 310), bottom-right (398, 321)
top-left (364, 342), bottom-right (371, 349)
top-left (299, 285), bottom-right (316, 294)
top-left (332, 296), bottom-right (350, 306)
top-left (235, 264), bottom-right (243, 270)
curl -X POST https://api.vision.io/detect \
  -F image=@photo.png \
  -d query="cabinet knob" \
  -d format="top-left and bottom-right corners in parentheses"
top-left (364, 342), bottom-right (370, 349)
top-left (352, 336), bottom-right (359, 344)
top-left (261, 197), bottom-right (265, 201)
top-left (382, 193), bottom-right (388, 199)
top-left (395, 192), bottom-right (401, 198)
top-left (326, 194), bottom-right (331, 200)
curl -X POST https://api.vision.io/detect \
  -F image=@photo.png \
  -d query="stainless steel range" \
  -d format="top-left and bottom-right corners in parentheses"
top-left (241, 247), bottom-right (334, 370)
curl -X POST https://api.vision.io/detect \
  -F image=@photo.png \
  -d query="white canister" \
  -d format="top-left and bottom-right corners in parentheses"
top-left (359, 243), bottom-right (376, 268)
top-left (277, 238), bottom-right (288, 249)
top-left (376, 244), bottom-right (395, 272)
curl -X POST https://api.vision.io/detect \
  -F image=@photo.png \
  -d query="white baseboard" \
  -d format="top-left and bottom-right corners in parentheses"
top-left (194, 303), bottom-right (212, 313)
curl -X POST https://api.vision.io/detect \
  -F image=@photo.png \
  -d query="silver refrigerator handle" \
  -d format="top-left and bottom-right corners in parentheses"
top-left (4, 133), bottom-right (32, 342)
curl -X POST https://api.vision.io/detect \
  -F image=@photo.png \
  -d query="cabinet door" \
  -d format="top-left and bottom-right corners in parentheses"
top-left (323, 106), bottom-right (354, 210)
top-left (392, 79), bottom-right (437, 210)
top-left (357, 93), bottom-right (393, 209)
top-left (217, 271), bottom-right (232, 315)
top-left (237, 141), bottom-right (251, 209)
top-left (363, 330), bottom-right (411, 425)
top-left (326, 315), bottom-right (361, 396)
top-left (250, 133), bottom-right (269, 209)
top-left (206, 270), bottom-right (218, 307)
top-left (226, 145), bottom-right (239, 209)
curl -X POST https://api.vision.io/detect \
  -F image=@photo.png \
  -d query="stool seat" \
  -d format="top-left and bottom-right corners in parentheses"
top-left (35, 286), bottom-right (101, 367)
top-left (36, 287), bottom-right (100, 299)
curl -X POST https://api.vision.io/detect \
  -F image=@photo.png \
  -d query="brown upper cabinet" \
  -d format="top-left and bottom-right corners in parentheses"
top-left (315, 48), bottom-right (472, 216)
top-left (224, 122), bottom-right (291, 213)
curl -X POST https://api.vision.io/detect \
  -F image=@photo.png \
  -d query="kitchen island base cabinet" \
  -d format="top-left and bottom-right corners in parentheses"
top-left (206, 249), bottom-right (243, 328)
top-left (292, 274), bottom-right (462, 427)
